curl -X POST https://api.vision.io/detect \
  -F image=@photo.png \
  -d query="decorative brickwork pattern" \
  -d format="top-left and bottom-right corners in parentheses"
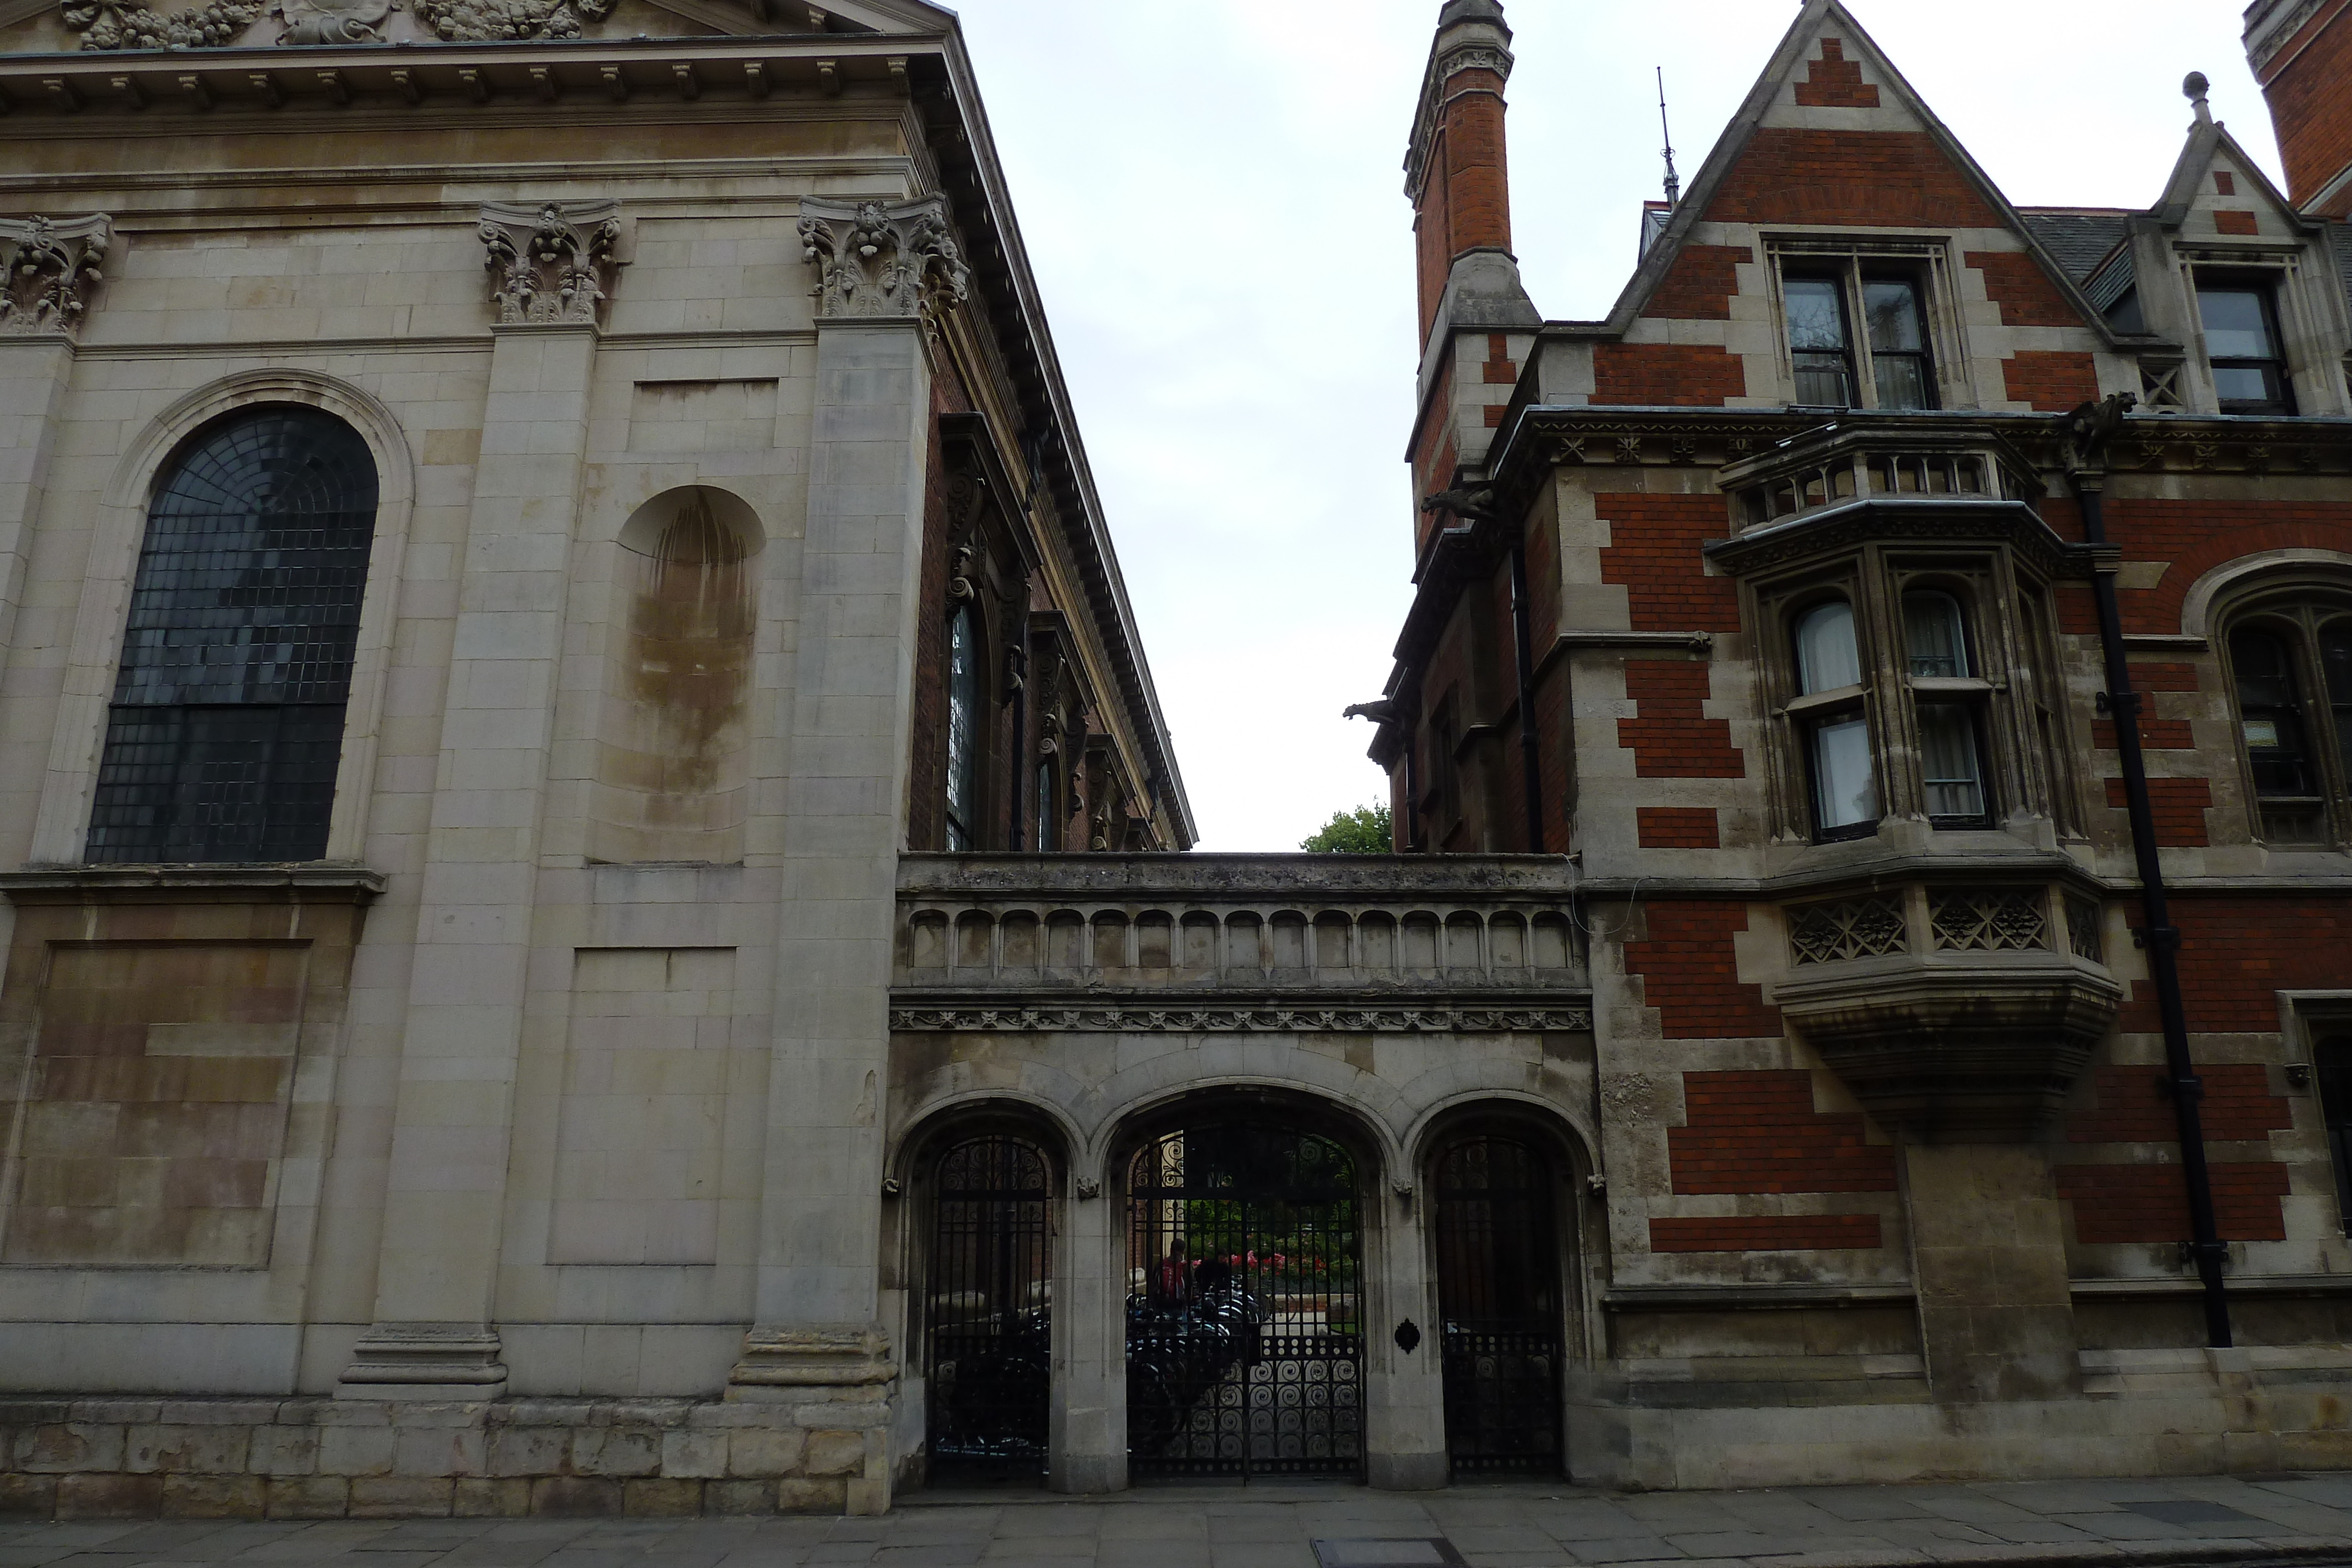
top-left (2092, 719), bottom-right (2197, 750)
top-left (1637, 807), bottom-right (1721, 849)
top-left (2121, 899), bottom-right (2352, 1033)
top-left (2215, 210), bottom-right (2261, 236)
top-left (1596, 494), bottom-right (1743, 633)
top-left (1649, 1213), bottom-right (1883, 1252)
top-left (2102, 777), bottom-right (2213, 847)
top-left (1619, 901), bottom-right (1780, 1039)
top-left (2100, 502), bottom-right (2352, 636)
top-left (2055, 1162), bottom-right (2293, 1243)
top-left (1704, 129), bottom-right (2002, 229)
top-left (1965, 251), bottom-right (2084, 327)
top-left (1619, 661), bottom-right (1745, 779)
top-left (1999, 352), bottom-right (2100, 412)
top-left (1642, 245), bottom-right (1755, 321)
top-left (1669, 1071), bottom-right (1897, 1195)
top-left (1792, 38), bottom-right (1879, 109)
top-left (2067, 1064), bottom-right (2293, 1145)
top-left (1591, 343), bottom-right (1747, 406)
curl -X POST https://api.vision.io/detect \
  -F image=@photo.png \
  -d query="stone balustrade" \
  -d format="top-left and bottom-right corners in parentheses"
top-left (893, 855), bottom-right (1586, 1028)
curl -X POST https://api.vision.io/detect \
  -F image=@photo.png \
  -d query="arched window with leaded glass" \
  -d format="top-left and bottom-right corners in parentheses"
top-left (944, 602), bottom-right (983, 851)
top-left (86, 406), bottom-right (378, 864)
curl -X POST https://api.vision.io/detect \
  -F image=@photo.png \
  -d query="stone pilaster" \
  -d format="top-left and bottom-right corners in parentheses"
top-left (345, 225), bottom-right (609, 1393)
top-left (1053, 1178), bottom-right (1123, 1493)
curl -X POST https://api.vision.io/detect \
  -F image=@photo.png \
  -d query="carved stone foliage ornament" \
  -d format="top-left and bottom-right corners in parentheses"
top-left (797, 196), bottom-right (971, 325)
top-left (477, 200), bottom-right (621, 327)
top-left (62, 0), bottom-right (263, 48)
top-left (412, 0), bottom-right (609, 41)
top-left (0, 215), bottom-right (109, 339)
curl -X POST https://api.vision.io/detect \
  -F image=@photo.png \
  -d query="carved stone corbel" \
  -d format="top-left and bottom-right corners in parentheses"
top-left (797, 195), bottom-right (971, 326)
top-left (477, 200), bottom-right (622, 327)
top-left (0, 215), bottom-right (110, 339)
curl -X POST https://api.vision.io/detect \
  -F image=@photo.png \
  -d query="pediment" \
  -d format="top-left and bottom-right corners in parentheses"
top-left (0, 0), bottom-right (939, 51)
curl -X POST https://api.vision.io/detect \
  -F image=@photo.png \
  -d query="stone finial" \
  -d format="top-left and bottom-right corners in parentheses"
top-left (477, 199), bottom-right (622, 327)
top-left (0, 214), bottom-right (111, 339)
top-left (2185, 70), bottom-right (2213, 126)
top-left (797, 196), bottom-right (971, 326)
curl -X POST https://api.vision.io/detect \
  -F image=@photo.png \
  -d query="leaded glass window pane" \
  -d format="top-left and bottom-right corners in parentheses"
top-left (87, 407), bottom-right (377, 864)
top-left (1903, 591), bottom-right (1970, 678)
top-left (1795, 600), bottom-right (1862, 693)
top-left (1810, 714), bottom-right (1877, 831)
top-left (946, 604), bottom-right (981, 851)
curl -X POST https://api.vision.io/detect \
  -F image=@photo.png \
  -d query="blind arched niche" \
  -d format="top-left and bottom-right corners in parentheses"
top-left (589, 486), bottom-right (762, 865)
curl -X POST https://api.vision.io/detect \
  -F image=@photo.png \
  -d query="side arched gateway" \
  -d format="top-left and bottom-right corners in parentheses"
top-left (924, 1134), bottom-right (1054, 1484)
top-left (1432, 1132), bottom-right (1565, 1476)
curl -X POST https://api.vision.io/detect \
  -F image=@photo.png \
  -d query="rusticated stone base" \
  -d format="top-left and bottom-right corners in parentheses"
top-left (0, 1393), bottom-right (893, 1522)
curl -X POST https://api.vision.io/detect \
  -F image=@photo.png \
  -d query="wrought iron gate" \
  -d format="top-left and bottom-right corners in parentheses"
top-left (1434, 1135), bottom-right (1563, 1475)
top-left (926, 1136), bottom-right (1053, 1483)
top-left (1125, 1120), bottom-right (1364, 1481)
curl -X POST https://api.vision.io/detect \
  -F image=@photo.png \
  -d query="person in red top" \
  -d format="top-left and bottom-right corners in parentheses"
top-left (1151, 1237), bottom-right (1194, 1307)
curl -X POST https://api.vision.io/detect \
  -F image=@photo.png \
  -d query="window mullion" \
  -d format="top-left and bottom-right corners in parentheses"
top-left (1846, 264), bottom-right (1879, 411)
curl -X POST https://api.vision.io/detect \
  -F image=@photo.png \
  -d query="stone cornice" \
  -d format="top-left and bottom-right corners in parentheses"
top-left (897, 852), bottom-right (1578, 902)
top-left (0, 863), bottom-right (388, 901)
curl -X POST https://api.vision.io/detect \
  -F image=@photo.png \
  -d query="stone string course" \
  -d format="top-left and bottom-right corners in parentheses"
top-left (0, 1398), bottom-right (884, 1522)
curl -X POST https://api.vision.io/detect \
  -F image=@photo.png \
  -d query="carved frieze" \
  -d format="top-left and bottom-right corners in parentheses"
top-left (0, 215), bottom-right (109, 339)
top-left (797, 196), bottom-right (970, 325)
top-left (411, 0), bottom-right (610, 42)
top-left (275, 0), bottom-right (395, 44)
top-left (62, 0), bottom-right (265, 49)
top-left (477, 200), bottom-right (620, 327)
top-left (890, 1004), bottom-right (1593, 1035)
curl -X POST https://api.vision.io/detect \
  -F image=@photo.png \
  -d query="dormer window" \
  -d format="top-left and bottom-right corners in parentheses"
top-left (1780, 261), bottom-right (1940, 411)
top-left (2199, 280), bottom-right (2294, 416)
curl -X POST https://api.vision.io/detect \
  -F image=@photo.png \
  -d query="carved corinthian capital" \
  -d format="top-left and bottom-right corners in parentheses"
top-left (477, 199), bottom-right (622, 327)
top-left (0, 215), bottom-right (111, 339)
top-left (797, 196), bottom-right (971, 325)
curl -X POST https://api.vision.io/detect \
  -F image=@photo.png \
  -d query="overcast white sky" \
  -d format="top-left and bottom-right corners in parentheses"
top-left (948, 1), bottom-right (2286, 852)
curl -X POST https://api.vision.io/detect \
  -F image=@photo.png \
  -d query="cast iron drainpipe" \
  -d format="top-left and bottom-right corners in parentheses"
top-left (2066, 395), bottom-right (2231, 1348)
top-left (1509, 535), bottom-right (1546, 854)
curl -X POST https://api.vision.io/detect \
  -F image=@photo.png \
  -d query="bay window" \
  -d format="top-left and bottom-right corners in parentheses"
top-left (2226, 600), bottom-right (2352, 847)
top-left (1792, 600), bottom-right (1876, 837)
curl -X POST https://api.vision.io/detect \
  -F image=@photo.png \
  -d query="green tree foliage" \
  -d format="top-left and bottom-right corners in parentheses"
top-left (1299, 803), bottom-right (1394, 854)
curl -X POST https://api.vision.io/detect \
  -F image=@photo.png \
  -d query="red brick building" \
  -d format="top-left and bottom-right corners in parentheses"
top-left (1359, 0), bottom-right (2352, 1476)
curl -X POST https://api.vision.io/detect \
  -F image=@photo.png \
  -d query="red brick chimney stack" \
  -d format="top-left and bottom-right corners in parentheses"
top-left (2244, 0), bottom-right (2352, 217)
top-left (1405, 0), bottom-right (1522, 346)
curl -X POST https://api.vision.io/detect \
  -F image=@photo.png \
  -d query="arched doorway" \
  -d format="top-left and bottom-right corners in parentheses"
top-left (924, 1135), bottom-right (1053, 1484)
top-left (1432, 1133), bottom-right (1563, 1475)
top-left (1125, 1118), bottom-right (1365, 1482)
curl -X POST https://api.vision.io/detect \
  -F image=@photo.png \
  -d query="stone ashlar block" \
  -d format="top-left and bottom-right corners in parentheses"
top-left (801, 1430), bottom-right (866, 1479)
top-left (777, 1476), bottom-right (845, 1514)
top-left (704, 1479), bottom-right (776, 1515)
top-left (161, 1475), bottom-right (266, 1519)
top-left (660, 1430), bottom-right (727, 1479)
top-left (159, 1401), bottom-right (282, 1427)
top-left (0, 1473), bottom-right (58, 1519)
top-left (57, 1474), bottom-right (163, 1519)
top-left (317, 1426), bottom-right (396, 1477)
top-left (393, 1426), bottom-right (485, 1479)
top-left (67, 1401), bottom-right (160, 1425)
top-left (18, 1425), bottom-right (125, 1474)
top-left (586, 1400), bottom-right (694, 1429)
top-left (532, 1476), bottom-right (623, 1517)
top-left (489, 1426), bottom-right (569, 1478)
top-left (266, 1477), bottom-right (350, 1519)
top-left (454, 1478), bottom-right (532, 1517)
top-left (349, 1477), bottom-right (456, 1519)
top-left (623, 1478), bottom-right (703, 1517)
top-left (493, 1400), bottom-right (597, 1427)
top-left (726, 1427), bottom-right (806, 1478)
top-left (0, 1402), bottom-right (72, 1426)
top-left (248, 1426), bottom-right (319, 1477)
top-left (572, 1428), bottom-right (661, 1477)
top-left (791, 1402), bottom-right (887, 1429)
top-left (126, 1424), bottom-right (250, 1475)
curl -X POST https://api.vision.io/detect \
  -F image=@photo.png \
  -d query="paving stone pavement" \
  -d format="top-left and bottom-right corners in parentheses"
top-left (11, 1474), bottom-right (2352, 1568)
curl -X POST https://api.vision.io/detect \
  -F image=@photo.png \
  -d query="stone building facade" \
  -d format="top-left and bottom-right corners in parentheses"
top-left (9, 0), bottom-right (2352, 1524)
